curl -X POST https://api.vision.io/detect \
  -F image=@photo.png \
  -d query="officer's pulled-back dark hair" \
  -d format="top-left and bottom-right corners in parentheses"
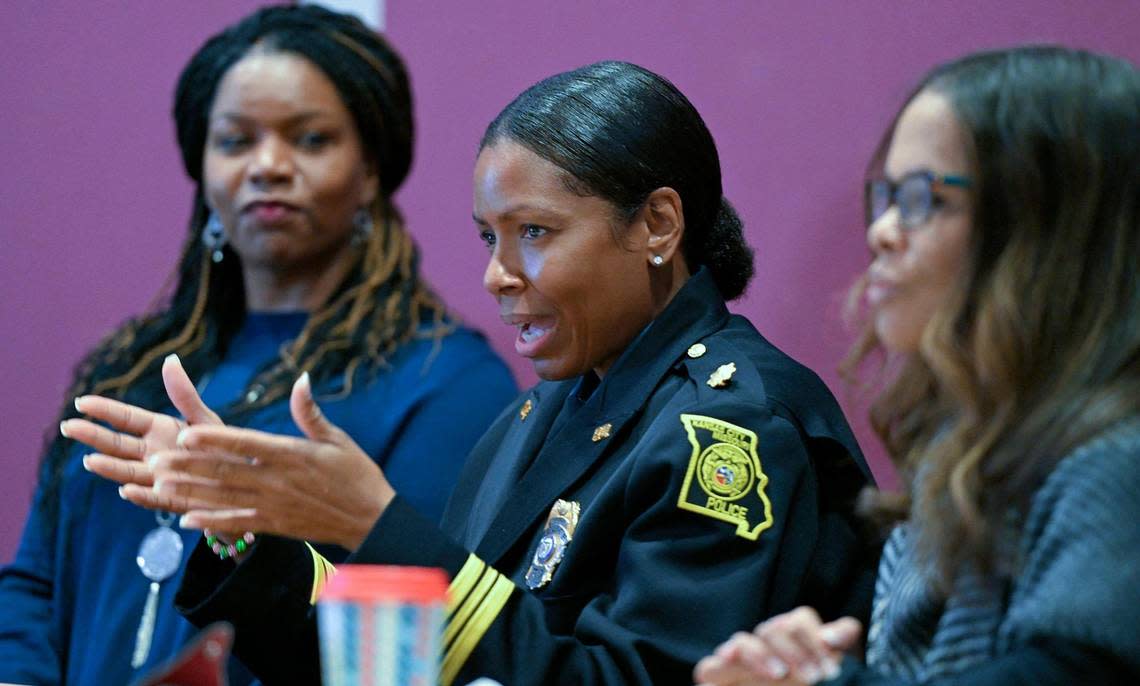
top-left (480, 60), bottom-right (754, 300)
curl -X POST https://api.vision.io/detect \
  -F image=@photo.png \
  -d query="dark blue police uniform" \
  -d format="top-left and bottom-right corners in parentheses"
top-left (177, 269), bottom-right (878, 685)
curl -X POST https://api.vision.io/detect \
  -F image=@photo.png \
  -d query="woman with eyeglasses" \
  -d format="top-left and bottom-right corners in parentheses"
top-left (695, 45), bottom-right (1140, 685)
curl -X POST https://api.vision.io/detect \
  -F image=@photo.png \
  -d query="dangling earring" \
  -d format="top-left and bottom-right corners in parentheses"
top-left (351, 208), bottom-right (373, 246)
top-left (202, 213), bottom-right (227, 263)
top-left (652, 254), bottom-right (664, 266)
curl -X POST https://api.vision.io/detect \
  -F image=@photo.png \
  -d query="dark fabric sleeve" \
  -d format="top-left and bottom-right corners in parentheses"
top-left (175, 534), bottom-right (325, 686)
top-left (0, 495), bottom-right (63, 685)
top-left (1000, 431), bottom-right (1140, 666)
top-left (796, 430), bottom-right (881, 625)
top-left (828, 638), bottom-right (1140, 685)
top-left (175, 497), bottom-right (469, 686)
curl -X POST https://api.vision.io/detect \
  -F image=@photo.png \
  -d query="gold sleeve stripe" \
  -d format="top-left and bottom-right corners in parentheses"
top-left (439, 558), bottom-right (515, 686)
top-left (442, 562), bottom-right (496, 646)
top-left (306, 542), bottom-right (337, 605)
top-left (447, 554), bottom-right (486, 615)
top-left (440, 573), bottom-right (513, 686)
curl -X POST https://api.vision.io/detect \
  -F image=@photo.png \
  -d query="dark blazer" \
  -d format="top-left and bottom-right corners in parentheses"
top-left (177, 270), bottom-right (878, 685)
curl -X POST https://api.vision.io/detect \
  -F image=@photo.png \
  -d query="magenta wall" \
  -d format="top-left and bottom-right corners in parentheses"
top-left (2, 1), bottom-right (1138, 561)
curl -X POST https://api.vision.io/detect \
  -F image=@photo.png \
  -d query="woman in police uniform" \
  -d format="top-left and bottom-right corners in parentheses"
top-left (101, 61), bottom-right (877, 685)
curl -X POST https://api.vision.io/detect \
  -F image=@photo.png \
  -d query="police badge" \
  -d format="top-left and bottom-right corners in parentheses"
top-left (676, 414), bottom-right (774, 541)
top-left (524, 499), bottom-right (581, 590)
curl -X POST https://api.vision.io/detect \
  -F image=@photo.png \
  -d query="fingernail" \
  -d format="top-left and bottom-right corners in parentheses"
top-left (117, 486), bottom-right (128, 500)
top-left (176, 428), bottom-right (189, 448)
top-left (59, 421), bottom-right (70, 438)
top-left (823, 657), bottom-right (841, 679)
top-left (820, 626), bottom-right (842, 647)
top-left (799, 663), bottom-right (822, 682)
top-left (165, 353), bottom-right (180, 365)
top-left (298, 371), bottom-right (311, 391)
top-left (73, 397), bottom-right (83, 413)
top-left (179, 515), bottom-right (199, 530)
top-left (147, 454), bottom-right (159, 467)
top-left (153, 479), bottom-right (164, 494)
top-left (82, 456), bottom-right (92, 471)
top-left (766, 657), bottom-right (788, 679)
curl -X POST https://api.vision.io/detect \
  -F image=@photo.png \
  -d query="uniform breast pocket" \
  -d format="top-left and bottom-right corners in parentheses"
top-left (538, 587), bottom-right (596, 634)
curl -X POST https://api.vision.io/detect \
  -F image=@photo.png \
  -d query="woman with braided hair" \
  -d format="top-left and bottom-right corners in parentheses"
top-left (0, 5), bottom-right (515, 685)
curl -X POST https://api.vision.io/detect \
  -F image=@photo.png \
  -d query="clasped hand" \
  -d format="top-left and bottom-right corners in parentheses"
top-left (64, 354), bottom-right (393, 551)
top-left (693, 607), bottom-right (862, 686)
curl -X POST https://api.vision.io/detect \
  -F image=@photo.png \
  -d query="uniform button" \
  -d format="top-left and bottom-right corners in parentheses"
top-left (687, 343), bottom-right (707, 358)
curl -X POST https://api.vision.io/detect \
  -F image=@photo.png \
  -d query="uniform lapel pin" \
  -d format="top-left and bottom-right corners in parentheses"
top-left (707, 362), bottom-right (737, 388)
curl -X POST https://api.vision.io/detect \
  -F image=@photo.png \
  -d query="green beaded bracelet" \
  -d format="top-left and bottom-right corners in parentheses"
top-left (205, 530), bottom-right (256, 560)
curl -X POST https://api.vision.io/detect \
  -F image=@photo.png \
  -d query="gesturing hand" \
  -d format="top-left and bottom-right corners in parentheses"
top-left (119, 372), bottom-right (395, 552)
top-left (67, 354), bottom-right (222, 491)
top-left (693, 607), bottom-right (862, 686)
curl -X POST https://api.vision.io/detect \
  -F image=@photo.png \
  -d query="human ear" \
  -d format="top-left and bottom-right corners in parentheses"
top-left (643, 187), bottom-right (685, 266)
top-left (359, 162), bottom-right (381, 209)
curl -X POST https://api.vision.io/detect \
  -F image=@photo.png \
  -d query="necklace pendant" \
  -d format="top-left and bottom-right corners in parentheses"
top-left (137, 526), bottom-right (183, 583)
top-left (131, 523), bottom-right (184, 669)
top-left (131, 581), bottom-right (161, 668)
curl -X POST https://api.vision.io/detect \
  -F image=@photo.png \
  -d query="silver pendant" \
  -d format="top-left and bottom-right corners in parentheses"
top-left (131, 525), bottom-right (184, 668)
top-left (137, 526), bottom-right (183, 583)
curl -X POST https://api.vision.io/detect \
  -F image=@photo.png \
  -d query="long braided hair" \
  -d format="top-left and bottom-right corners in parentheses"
top-left (37, 4), bottom-right (450, 532)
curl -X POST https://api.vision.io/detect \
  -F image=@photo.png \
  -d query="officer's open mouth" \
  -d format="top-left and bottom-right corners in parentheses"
top-left (519, 322), bottom-right (550, 344)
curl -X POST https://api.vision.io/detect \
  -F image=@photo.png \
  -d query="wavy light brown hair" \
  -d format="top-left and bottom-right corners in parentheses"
top-left (844, 46), bottom-right (1140, 585)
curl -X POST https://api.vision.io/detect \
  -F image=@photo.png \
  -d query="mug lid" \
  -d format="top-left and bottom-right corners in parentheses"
top-left (320, 564), bottom-right (449, 604)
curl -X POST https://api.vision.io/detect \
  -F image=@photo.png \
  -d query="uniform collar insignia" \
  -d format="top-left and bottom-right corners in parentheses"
top-left (707, 362), bottom-right (737, 388)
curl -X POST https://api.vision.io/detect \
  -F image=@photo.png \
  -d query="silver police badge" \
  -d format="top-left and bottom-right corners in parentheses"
top-left (524, 499), bottom-right (581, 590)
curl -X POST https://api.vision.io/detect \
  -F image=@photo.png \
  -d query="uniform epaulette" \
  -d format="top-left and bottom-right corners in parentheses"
top-left (671, 338), bottom-right (776, 541)
top-left (677, 337), bottom-right (765, 402)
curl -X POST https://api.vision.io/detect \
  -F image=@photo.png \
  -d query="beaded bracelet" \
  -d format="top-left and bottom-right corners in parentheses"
top-left (204, 530), bottom-right (256, 560)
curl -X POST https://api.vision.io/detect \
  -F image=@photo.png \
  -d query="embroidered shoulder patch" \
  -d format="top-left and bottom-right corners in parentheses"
top-left (677, 414), bottom-right (774, 540)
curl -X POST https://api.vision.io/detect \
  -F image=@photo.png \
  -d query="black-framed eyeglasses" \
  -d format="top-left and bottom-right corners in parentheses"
top-left (865, 170), bottom-right (972, 229)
